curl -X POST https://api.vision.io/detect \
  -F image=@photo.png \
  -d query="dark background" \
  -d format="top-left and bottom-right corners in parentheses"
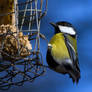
top-left (1, 0), bottom-right (92, 92)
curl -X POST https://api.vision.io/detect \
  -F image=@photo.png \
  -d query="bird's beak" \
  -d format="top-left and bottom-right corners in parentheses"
top-left (50, 22), bottom-right (57, 28)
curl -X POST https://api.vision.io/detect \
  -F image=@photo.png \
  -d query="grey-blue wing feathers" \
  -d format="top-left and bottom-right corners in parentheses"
top-left (63, 34), bottom-right (80, 83)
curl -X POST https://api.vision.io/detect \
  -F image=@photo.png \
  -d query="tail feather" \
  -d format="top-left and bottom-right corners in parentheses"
top-left (69, 68), bottom-right (80, 83)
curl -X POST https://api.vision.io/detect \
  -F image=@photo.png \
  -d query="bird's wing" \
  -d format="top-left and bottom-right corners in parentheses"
top-left (63, 34), bottom-right (79, 69)
top-left (63, 33), bottom-right (80, 72)
top-left (63, 34), bottom-right (76, 62)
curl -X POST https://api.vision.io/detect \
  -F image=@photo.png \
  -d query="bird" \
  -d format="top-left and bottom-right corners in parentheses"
top-left (46, 21), bottom-right (80, 83)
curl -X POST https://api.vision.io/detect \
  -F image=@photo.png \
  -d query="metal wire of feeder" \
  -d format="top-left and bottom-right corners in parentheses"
top-left (0, 0), bottom-right (48, 90)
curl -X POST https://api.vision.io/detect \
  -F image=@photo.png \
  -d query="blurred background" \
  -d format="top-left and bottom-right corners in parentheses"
top-left (0, 0), bottom-right (92, 92)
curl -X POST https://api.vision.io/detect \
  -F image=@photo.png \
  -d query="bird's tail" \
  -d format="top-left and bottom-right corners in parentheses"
top-left (69, 67), bottom-right (80, 83)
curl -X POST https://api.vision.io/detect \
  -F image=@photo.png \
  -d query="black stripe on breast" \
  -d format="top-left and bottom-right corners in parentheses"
top-left (46, 49), bottom-right (59, 69)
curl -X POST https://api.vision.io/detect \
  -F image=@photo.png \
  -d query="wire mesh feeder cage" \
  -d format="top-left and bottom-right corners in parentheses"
top-left (0, 0), bottom-right (48, 90)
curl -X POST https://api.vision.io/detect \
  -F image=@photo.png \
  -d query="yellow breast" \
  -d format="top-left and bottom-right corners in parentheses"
top-left (49, 33), bottom-right (70, 61)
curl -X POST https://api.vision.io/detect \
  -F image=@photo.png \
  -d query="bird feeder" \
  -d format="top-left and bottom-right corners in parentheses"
top-left (0, 0), bottom-right (48, 90)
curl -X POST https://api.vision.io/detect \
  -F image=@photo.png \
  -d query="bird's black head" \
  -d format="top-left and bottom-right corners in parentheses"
top-left (50, 21), bottom-right (76, 36)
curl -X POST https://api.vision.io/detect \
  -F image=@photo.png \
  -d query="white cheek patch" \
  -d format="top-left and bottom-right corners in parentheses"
top-left (58, 25), bottom-right (76, 35)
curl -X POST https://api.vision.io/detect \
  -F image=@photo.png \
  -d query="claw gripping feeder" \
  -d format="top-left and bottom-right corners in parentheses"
top-left (0, 0), bottom-right (48, 90)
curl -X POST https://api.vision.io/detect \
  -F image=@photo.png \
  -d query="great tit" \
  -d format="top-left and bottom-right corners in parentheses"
top-left (46, 21), bottom-right (80, 83)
